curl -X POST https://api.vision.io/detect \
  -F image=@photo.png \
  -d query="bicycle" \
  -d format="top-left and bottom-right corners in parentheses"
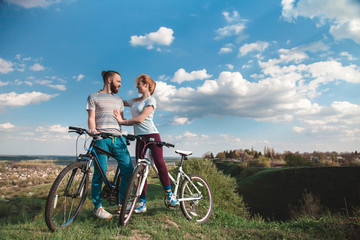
top-left (45, 126), bottom-right (134, 231)
top-left (119, 134), bottom-right (213, 226)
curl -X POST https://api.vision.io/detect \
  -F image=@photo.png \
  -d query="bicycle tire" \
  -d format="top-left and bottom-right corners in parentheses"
top-left (119, 164), bottom-right (145, 226)
top-left (45, 162), bottom-right (89, 231)
top-left (180, 174), bottom-right (213, 223)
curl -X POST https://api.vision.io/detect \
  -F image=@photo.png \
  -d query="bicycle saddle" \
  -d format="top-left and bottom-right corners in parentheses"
top-left (175, 150), bottom-right (193, 156)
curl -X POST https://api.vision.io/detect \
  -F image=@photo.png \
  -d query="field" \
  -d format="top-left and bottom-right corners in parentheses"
top-left (0, 158), bottom-right (359, 239)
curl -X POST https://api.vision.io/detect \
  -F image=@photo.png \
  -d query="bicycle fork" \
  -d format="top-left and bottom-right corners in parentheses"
top-left (63, 157), bottom-right (90, 199)
top-left (136, 158), bottom-right (151, 197)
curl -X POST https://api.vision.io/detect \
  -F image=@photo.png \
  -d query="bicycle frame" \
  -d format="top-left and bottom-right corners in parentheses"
top-left (136, 147), bottom-right (203, 203)
top-left (67, 136), bottom-right (122, 201)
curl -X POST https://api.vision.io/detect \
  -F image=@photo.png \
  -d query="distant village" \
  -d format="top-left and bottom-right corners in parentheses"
top-left (206, 149), bottom-right (360, 167)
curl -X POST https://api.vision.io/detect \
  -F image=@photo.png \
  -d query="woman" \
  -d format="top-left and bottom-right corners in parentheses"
top-left (113, 74), bottom-right (179, 214)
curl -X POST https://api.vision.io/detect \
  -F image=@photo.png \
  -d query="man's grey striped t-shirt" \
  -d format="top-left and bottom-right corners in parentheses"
top-left (86, 93), bottom-right (124, 135)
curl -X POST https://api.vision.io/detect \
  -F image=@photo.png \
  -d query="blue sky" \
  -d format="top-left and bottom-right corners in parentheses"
top-left (0, 0), bottom-right (359, 157)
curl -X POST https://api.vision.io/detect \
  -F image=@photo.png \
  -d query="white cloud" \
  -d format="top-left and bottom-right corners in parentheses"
top-left (175, 131), bottom-right (198, 140)
top-left (172, 116), bottom-right (189, 125)
top-left (154, 43), bottom-right (358, 133)
top-left (306, 60), bottom-right (360, 94)
top-left (0, 81), bottom-right (9, 86)
top-left (29, 63), bottom-right (45, 71)
top-left (258, 41), bottom-right (331, 79)
top-left (281, 0), bottom-right (360, 44)
top-left (48, 84), bottom-right (66, 90)
top-left (171, 68), bottom-right (212, 84)
top-left (223, 10), bottom-right (241, 23)
top-left (239, 41), bottom-right (269, 56)
top-left (226, 64), bottom-right (234, 70)
top-left (215, 11), bottom-right (247, 40)
top-left (36, 124), bottom-right (68, 133)
top-left (295, 100), bottom-right (360, 140)
top-left (73, 74), bottom-right (85, 81)
top-left (35, 80), bottom-right (52, 85)
top-left (293, 126), bottom-right (306, 133)
top-left (130, 27), bottom-right (174, 50)
top-left (156, 71), bottom-right (316, 121)
top-left (34, 79), bottom-right (67, 90)
top-left (154, 50), bottom-right (360, 139)
top-left (340, 51), bottom-right (356, 61)
top-left (5, 0), bottom-right (61, 9)
top-left (0, 58), bottom-right (14, 74)
top-left (219, 47), bottom-right (233, 54)
top-left (153, 81), bottom-right (177, 103)
top-left (197, 80), bottom-right (218, 94)
top-left (215, 23), bottom-right (246, 39)
top-left (0, 91), bottom-right (58, 107)
top-left (0, 122), bottom-right (15, 131)
top-left (281, 0), bottom-right (297, 21)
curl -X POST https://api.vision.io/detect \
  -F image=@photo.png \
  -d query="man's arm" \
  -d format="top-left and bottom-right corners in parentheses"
top-left (87, 109), bottom-right (96, 132)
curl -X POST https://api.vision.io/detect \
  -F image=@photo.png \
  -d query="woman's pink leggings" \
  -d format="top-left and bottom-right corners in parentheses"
top-left (135, 133), bottom-right (171, 198)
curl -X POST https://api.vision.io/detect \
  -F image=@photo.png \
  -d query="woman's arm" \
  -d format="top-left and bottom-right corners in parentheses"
top-left (123, 100), bottom-right (130, 107)
top-left (114, 105), bottom-right (154, 126)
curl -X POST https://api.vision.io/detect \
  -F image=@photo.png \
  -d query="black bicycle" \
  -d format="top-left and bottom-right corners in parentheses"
top-left (45, 126), bottom-right (134, 231)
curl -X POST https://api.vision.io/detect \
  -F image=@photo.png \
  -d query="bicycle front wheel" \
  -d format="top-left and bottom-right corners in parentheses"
top-left (119, 164), bottom-right (145, 226)
top-left (180, 174), bottom-right (213, 223)
top-left (45, 162), bottom-right (89, 231)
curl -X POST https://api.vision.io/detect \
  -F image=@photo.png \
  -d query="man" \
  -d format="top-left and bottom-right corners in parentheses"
top-left (86, 70), bottom-right (134, 219)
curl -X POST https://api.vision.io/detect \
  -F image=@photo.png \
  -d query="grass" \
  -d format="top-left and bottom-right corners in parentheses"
top-left (0, 201), bottom-right (353, 240)
top-left (1, 160), bottom-right (359, 239)
top-left (0, 177), bottom-right (355, 240)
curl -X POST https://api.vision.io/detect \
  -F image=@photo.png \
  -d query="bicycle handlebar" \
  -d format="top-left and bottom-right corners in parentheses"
top-left (69, 126), bottom-right (133, 140)
top-left (68, 126), bottom-right (174, 148)
top-left (124, 134), bottom-right (175, 148)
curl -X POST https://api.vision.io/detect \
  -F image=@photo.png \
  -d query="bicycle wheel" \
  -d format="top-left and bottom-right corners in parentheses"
top-left (180, 174), bottom-right (213, 223)
top-left (45, 162), bottom-right (89, 231)
top-left (119, 164), bottom-right (145, 226)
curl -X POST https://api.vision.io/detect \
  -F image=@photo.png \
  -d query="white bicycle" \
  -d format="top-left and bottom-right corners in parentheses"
top-left (119, 135), bottom-right (213, 226)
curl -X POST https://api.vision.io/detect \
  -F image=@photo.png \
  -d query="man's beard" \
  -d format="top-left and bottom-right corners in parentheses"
top-left (111, 83), bottom-right (119, 94)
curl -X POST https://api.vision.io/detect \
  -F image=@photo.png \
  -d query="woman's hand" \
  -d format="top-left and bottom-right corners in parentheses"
top-left (113, 110), bottom-right (124, 124)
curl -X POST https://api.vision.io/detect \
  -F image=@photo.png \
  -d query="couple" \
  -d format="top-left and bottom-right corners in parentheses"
top-left (86, 70), bottom-right (179, 220)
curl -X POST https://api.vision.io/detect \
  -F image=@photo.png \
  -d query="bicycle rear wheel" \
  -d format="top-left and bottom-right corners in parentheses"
top-left (119, 164), bottom-right (145, 226)
top-left (180, 174), bottom-right (213, 223)
top-left (45, 162), bottom-right (89, 231)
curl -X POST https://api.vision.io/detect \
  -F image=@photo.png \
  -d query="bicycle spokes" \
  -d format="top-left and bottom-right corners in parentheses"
top-left (180, 175), bottom-right (213, 223)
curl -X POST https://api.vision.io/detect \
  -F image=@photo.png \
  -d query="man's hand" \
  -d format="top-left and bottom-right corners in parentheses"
top-left (88, 129), bottom-right (99, 134)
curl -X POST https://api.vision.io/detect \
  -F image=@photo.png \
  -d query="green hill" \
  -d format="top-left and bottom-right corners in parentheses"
top-left (237, 166), bottom-right (360, 220)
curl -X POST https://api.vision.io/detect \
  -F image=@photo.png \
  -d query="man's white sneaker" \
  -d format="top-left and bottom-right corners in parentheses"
top-left (94, 206), bottom-right (112, 219)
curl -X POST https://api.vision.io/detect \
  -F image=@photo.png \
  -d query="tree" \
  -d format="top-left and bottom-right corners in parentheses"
top-left (216, 152), bottom-right (226, 159)
top-left (203, 151), bottom-right (214, 159)
top-left (284, 153), bottom-right (313, 167)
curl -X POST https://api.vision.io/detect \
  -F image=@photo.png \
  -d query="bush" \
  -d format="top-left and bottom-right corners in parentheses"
top-left (284, 153), bottom-right (313, 167)
top-left (290, 189), bottom-right (325, 219)
top-left (179, 158), bottom-right (249, 218)
top-left (248, 156), bottom-right (271, 168)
